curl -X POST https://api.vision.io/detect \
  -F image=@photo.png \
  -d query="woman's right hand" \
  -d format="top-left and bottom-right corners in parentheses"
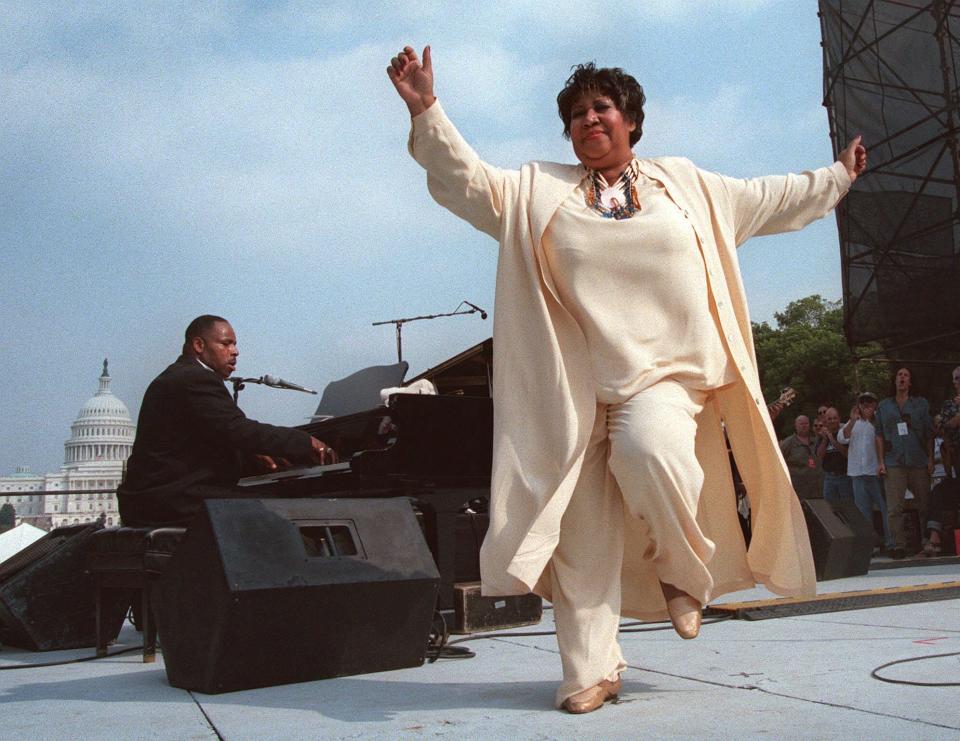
top-left (387, 45), bottom-right (436, 117)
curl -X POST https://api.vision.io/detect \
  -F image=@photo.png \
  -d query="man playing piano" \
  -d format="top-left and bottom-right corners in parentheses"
top-left (117, 315), bottom-right (336, 527)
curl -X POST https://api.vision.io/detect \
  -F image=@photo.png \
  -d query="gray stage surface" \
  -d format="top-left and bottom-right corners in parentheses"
top-left (1, 560), bottom-right (957, 740)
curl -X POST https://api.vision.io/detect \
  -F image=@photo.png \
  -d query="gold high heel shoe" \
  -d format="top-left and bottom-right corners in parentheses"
top-left (660, 580), bottom-right (702, 639)
top-left (562, 677), bottom-right (622, 714)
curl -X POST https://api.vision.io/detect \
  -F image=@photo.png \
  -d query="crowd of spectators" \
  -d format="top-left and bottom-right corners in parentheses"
top-left (777, 365), bottom-right (960, 559)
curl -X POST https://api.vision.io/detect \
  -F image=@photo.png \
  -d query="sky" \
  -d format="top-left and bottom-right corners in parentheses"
top-left (1, 1), bottom-right (850, 475)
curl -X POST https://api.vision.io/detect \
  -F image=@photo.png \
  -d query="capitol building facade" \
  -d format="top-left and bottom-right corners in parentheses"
top-left (0, 360), bottom-right (134, 529)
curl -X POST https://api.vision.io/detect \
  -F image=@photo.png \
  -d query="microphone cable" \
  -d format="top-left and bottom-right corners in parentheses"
top-left (0, 644), bottom-right (144, 670)
top-left (870, 651), bottom-right (960, 687)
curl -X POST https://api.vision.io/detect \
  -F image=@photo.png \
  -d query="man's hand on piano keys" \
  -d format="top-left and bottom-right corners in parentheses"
top-left (251, 454), bottom-right (289, 472)
top-left (310, 436), bottom-right (339, 465)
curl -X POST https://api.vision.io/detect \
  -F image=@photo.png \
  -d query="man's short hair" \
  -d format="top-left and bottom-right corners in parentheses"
top-left (183, 315), bottom-right (228, 351)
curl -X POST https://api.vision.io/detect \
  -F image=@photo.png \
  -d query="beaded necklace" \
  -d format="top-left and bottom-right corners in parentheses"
top-left (585, 164), bottom-right (641, 220)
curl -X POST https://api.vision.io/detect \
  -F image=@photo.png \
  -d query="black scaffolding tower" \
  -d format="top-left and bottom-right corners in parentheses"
top-left (819, 0), bottom-right (960, 363)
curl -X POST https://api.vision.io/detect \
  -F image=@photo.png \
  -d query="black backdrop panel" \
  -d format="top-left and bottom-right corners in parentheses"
top-left (820, 0), bottom-right (960, 350)
top-left (158, 498), bottom-right (439, 694)
top-left (842, 191), bottom-right (956, 344)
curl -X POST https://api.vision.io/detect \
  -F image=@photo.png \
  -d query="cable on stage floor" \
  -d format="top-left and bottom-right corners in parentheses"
top-left (0, 644), bottom-right (144, 670)
top-left (870, 651), bottom-right (960, 687)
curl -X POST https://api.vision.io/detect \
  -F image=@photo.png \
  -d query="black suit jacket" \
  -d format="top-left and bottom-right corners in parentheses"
top-left (118, 356), bottom-right (313, 526)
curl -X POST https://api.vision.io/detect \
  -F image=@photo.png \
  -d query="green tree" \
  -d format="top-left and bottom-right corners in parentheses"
top-left (0, 504), bottom-right (15, 532)
top-left (753, 295), bottom-right (890, 435)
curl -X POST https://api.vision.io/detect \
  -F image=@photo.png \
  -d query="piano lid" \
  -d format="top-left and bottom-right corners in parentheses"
top-left (310, 361), bottom-right (409, 421)
top-left (407, 337), bottom-right (492, 397)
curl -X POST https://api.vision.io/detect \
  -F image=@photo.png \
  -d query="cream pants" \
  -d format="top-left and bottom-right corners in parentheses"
top-left (549, 380), bottom-right (716, 706)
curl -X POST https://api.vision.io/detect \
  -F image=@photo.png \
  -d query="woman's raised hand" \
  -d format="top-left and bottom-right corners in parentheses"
top-left (387, 45), bottom-right (436, 117)
top-left (839, 135), bottom-right (867, 183)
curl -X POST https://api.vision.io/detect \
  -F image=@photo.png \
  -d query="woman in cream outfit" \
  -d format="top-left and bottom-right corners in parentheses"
top-left (388, 46), bottom-right (866, 714)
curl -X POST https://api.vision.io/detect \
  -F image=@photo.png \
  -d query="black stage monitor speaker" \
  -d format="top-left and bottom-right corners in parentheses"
top-left (801, 498), bottom-right (873, 580)
top-left (830, 498), bottom-right (875, 574)
top-left (158, 498), bottom-right (440, 694)
top-left (0, 523), bottom-right (128, 651)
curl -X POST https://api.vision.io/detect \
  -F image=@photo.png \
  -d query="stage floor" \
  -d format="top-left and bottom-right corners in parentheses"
top-left (1, 559), bottom-right (957, 740)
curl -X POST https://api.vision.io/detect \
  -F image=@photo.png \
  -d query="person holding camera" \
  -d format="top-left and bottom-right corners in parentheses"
top-left (817, 407), bottom-right (851, 503)
top-left (838, 392), bottom-right (893, 553)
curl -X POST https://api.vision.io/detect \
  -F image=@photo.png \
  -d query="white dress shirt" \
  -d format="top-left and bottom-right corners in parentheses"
top-left (837, 418), bottom-right (878, 476)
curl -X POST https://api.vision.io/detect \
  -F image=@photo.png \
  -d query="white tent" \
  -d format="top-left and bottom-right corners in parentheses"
top-left (0, 523), bottom-right (47, 564)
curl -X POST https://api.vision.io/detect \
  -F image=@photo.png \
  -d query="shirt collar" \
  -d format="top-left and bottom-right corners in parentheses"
top-left (195, 358), bottom-right (215, 374)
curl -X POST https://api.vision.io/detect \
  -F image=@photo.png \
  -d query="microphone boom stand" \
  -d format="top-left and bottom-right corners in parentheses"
top-left (372, 302), bottom-right (487, 363)
top-left (229, 377), bottom-right (263, 403)
top-left (228, 376), bottom-right (317, 403)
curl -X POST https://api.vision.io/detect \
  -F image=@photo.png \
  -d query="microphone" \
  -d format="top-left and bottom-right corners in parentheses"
top-left (260, 375), bottom-right (318, 394)
top-left (464, 301), bottom-right (488, 320)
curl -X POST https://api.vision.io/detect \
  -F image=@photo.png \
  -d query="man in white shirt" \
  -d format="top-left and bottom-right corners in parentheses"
top-left (838, 392), bottom-right (894, 554)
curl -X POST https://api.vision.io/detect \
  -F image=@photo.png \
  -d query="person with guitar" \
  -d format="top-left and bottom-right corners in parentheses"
top-left (766, 387), bottom-right (796, 422)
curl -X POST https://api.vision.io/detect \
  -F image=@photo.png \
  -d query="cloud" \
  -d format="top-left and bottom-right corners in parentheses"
top-left (3, 43), bottom-right (433, 264)
top-left (433, 42), bottom-right (550, 127)
top-left (639, 83), bottom-right (834, 176)
top-left (0, 1), bottom-right (836, 477)
top-left (0, 25), bottom-right (572, 283)
top-left (641, 85), bottom-right (757, 170)
top-left (622, 0), bottom-right (772, 19)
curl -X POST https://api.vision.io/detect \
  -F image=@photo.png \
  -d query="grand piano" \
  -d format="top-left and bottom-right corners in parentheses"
top-left (237, 339), bottom-right (497, 614)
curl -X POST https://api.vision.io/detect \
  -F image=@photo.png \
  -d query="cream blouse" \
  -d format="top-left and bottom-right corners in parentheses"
top-left (542, 163), bottom-right (736, 404)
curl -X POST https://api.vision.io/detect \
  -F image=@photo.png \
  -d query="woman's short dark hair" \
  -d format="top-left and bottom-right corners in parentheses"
top-left (557, 63), bottom-right (646, 147)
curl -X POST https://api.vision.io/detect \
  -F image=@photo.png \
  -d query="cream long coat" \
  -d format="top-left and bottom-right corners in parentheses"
top-left (409, 101), bottom-right (851, 620)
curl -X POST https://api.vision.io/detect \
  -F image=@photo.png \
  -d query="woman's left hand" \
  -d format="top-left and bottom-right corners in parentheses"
top-left (839, 135), bottom-right (867, 183)
top-left (387, 45), bottom-right (436, 117)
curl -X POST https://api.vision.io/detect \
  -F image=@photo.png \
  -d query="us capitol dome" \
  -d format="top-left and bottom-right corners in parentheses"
top-left (0, 360), bottom-right (135, 529)
top-left (64, 359), bottom-right (135, 467)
